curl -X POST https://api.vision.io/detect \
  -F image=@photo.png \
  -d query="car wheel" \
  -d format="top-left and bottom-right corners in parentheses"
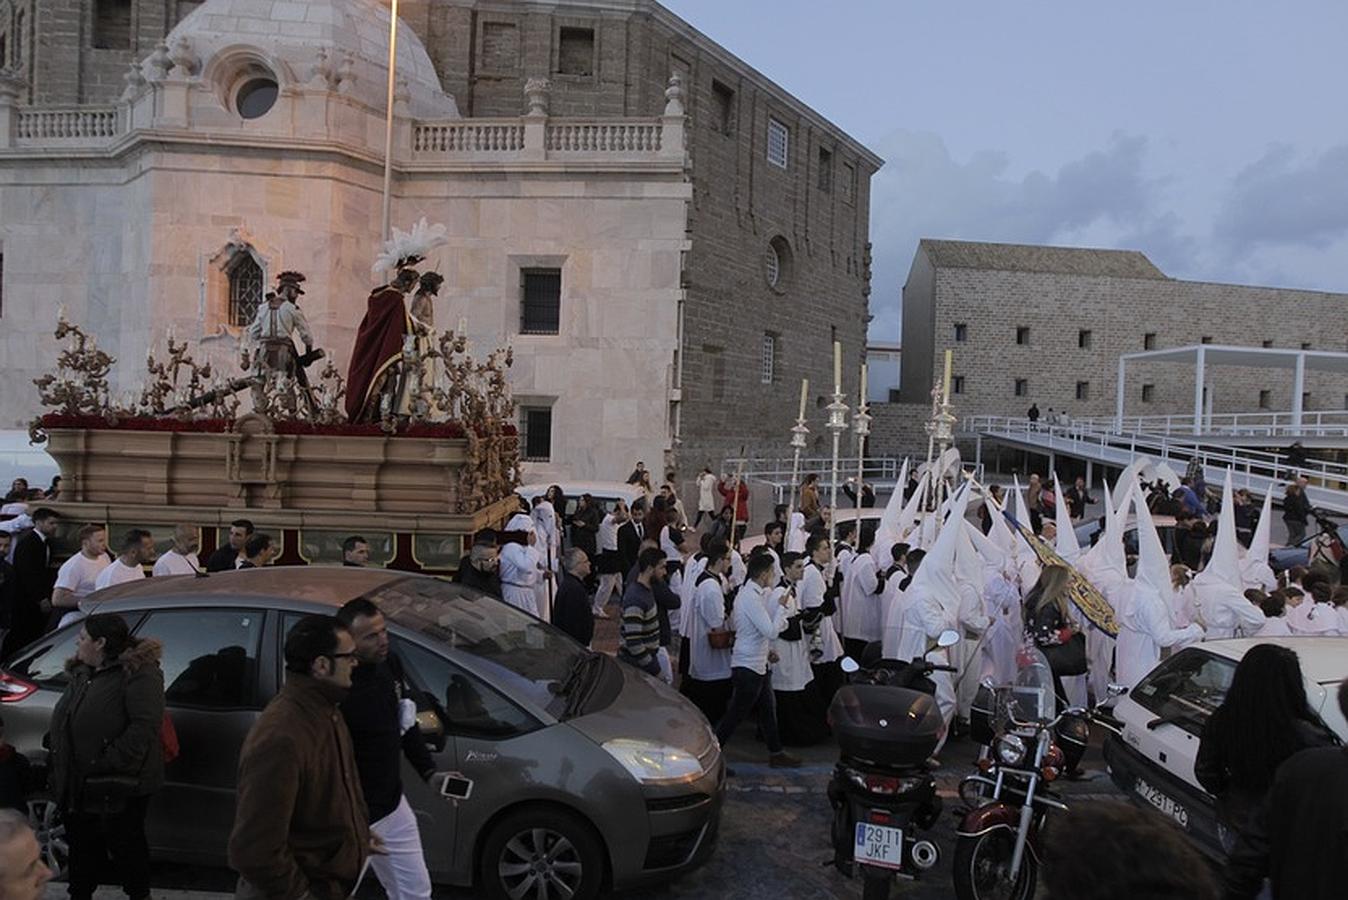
top-left (27, 798), bottom-right (68, 879)
top-left (479, 806), bottom-right (605, 900)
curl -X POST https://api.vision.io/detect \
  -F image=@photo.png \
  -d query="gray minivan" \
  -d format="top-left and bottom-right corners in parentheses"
top-left (0, 568), bottom-right (724, 899)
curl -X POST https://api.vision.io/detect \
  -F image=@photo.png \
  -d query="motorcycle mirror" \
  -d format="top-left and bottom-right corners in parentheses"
top-left (840, 657), bottom-right (860, 674)
top-left (1106, 683), bottom-right (1129, 697)
top-left (936, 629), bottom-right (961, 649)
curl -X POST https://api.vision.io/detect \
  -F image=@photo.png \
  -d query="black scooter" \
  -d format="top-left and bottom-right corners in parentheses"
top-left (826, 630), bottom-right (960, 900)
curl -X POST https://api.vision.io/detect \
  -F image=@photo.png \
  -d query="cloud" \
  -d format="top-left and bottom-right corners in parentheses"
top-left (1213, 144), bottom-right (1348, 253)
top-left (866, 131), bottom-right (1189, 341)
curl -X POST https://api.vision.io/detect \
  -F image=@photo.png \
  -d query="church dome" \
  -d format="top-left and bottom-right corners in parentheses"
top-left (161, 0), bottom-right (459, 119)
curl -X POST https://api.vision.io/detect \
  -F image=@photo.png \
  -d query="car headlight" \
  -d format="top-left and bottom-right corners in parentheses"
top-left (995, 734), bottom-right (1028, 767)
top-left (601, 738), bottom-right (705, 785)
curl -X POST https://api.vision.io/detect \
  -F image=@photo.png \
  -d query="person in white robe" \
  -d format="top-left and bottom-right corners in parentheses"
top-left (682, 545), bottom-right (733, 723)
top-left (954, 523), bottom-right (993, 721)
top-left (966, 522), bottom-right (1022, 687)
top-left (771, 552), bottom-right (829, 745)
top-left (1051, 475), bottom-right (1090, 709)
top-left (1193, 471), bottom-right (1266, 639)
top-left (785, 512), bottom-right (808, 554)
top-left (1116, 488), bottom-right (1204, 688)
top-left (800, 532), bottom-right (845, 702)
top-left (1077, 480), bottom-right (1130, 700)
top-left (530, 501), bottom-right (560, 620)
top-left (839, 528), bottom-right (884, 659)
top-left (1239, 489), bottom-right (1278, 592)
top-left (498, 513), bottom-right (542, 617)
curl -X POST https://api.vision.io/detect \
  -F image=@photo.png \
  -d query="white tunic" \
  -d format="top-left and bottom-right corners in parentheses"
top-left (1196, 582), bottom-right (1266, 640)
top-left (498, 542), bottom-right (540, 617)
top-left (840, 552), bottom-right (882, 641)
top-left (799, 562), bottom-right (843, 664)
top-left (678, 555), bottom-right (709, 639)
top-left (771, 583), bottom-right (813, 692)
top-left (1116, 583), bottom-right (1204, 688)
top-left (688, 574), bottom-right (732, 681)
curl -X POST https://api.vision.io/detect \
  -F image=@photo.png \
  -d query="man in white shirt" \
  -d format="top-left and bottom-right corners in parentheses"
top-left (711, 553), bottom-right (801, 768)
top-left (51, 524), bottom-right (110, 625)
top-left (695, 467), bottom-right (717, 528)
top-left (153, 523), bottom-right (201, 577)
top-left (592, 501), bottom-right (628, 616)
top-left (94, 529), bottom-right (155, 591)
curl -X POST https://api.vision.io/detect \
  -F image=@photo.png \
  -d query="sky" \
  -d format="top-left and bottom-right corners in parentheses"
top-left (660, 0), bottom-right (1348, 343)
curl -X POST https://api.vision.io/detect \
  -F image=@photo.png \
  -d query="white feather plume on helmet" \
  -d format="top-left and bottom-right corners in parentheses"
top-left (371, 217), bottom-right (449, 276)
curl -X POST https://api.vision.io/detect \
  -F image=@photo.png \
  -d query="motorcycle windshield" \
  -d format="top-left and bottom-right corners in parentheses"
top-left (998, 642), bottom-right (1056, 725)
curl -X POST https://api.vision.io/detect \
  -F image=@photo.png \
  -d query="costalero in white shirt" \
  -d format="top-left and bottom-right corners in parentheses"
top-left (729, 580), bottom-right (788, 675)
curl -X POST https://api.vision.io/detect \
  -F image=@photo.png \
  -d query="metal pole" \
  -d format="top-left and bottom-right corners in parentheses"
top-left (380, 0), bottom-right (400, 242)
top-left (1192, 345), bottom-right (1206, 436)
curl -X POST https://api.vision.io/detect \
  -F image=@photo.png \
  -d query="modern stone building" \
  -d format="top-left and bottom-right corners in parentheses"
top-left (887, 239), bottom-right (1348, 437)
top-left (0, 0), bottom-right (880, 482)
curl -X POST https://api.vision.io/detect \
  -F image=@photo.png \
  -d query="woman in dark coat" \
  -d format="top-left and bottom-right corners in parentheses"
top-left (49, 614), bottom-right (165, 900)
top-left (1195, 643), bottom-right (1338, 845)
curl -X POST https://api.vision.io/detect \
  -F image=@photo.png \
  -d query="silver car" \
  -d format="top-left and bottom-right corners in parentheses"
top-left (0, 568), bottom-right (724, 899)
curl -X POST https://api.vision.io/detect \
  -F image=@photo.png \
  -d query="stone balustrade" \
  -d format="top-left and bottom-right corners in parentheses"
top-left (412, 120), bottom-right (526, 154)
top-left (15, 106), bottom-right (123, 143)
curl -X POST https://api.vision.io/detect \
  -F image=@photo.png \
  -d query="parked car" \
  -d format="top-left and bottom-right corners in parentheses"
top-left (0, 568), bottom-right (724, 898)
top-left (738, 507), bottom-right (887, 555)
top-left (515, 481), bottom-right (647, 518)
top-left (1103, 637), bottom-right (1348, 860)
top-left (1267, 521), bottom-right (1348, 573)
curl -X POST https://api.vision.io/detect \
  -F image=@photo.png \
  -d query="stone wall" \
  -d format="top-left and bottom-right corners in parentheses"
top-left (903, 261), bottom-right (1348, 421)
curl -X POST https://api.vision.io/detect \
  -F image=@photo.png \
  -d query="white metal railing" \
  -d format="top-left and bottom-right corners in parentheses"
top-left (15, 106), bottom-right (121, 142)
top-left (411, 120), bottom-right (526, 154)
top-left (723, 456), bottom-right (903, 486)
top-left (1073, 409), bottom-right (1348, 438)
top-left (961, 415), bottom-right (1348, 489)
top-left (545, 121), bottom-right (662, 153)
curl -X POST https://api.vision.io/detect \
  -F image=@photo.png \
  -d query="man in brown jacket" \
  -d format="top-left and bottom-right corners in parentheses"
top-left (229, 615), bottom-right (374, 900)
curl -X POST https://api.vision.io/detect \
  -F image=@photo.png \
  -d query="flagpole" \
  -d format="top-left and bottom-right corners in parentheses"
top-left (380, 0), bottom-right (400, 242)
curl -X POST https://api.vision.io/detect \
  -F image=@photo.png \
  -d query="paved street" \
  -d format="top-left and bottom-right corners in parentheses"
top-left (42, 726), bottom-right (1122, 900)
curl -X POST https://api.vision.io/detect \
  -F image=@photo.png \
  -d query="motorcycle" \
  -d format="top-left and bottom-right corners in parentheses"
top-left (827, 630), bottom-right (960, 900)
top-left (951, 645), bottom-right (1121, 900)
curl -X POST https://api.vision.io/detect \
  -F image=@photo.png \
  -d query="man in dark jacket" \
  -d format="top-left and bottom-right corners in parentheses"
top-left (1282, 482), bottom-right (1312, 545)
top-left (206, 519), bottom-right (254, 572)
top-left (229, 616), bottom-right (371, 900)
top-left (454, 541), bottom-right (501, 599)
top-left (616, 500), bottom-right (645, 577)
top-left (4, 509), bottom-right (57, 656)
top-left (336, 599), bottom-right (440, 900)
top-left (1224, 679), bottom-right (1348, 900)
top-left (568, 494), bottom-right (601, 561)
top-left (552, 549), bottom-right (595, 647)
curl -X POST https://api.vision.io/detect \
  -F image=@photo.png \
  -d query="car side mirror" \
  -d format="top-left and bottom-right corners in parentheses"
top-left (839, 657), bottom-right (860, 674)
top-left (417, 708), bottom-right (447, 753)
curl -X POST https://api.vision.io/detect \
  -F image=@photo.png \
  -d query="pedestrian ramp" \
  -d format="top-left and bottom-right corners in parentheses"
top-left (962, 417), bottom-right (1348, 515)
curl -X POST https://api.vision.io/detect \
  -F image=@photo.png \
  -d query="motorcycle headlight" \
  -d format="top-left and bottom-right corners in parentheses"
top-left (995, 734), bottom-right (1028, 767)
top-left (601, 738), bottom-right (705, 785)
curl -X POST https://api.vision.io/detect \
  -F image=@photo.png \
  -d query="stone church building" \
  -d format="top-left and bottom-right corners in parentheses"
top-left (0, 0), bottom-right (880, 482)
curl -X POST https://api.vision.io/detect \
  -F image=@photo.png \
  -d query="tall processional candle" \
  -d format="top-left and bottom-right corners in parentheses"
top-left (859, 362), bottom-right (867, 405)
top-left (833, 341), bottom-right (842, 394)
top-left (798, 377), bottom-right (809, 420)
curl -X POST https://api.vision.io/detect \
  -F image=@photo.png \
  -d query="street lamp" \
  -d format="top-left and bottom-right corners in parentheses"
top-left (380, 0), bottom-right (400, 242)
top-left (786, 378), bottom-right (810, 518)
top-left (826, 341), bottom-right (849, 550)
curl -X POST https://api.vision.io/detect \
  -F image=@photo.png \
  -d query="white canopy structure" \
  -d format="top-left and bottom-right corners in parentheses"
top-left (1116, 344), bottom-right (1348, 433)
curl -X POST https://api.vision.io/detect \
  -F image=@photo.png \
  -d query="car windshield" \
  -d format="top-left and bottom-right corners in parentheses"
top-left (1129, 648), bottom-right (1235, 737)
top-left (371, 576), bottom-right (588, 714)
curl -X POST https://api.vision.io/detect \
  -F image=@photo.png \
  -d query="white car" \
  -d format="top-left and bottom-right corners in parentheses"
top-left (737, 506), bottom-right (886, 554)
top-left (1104, 636), bottom-right (1348, 858)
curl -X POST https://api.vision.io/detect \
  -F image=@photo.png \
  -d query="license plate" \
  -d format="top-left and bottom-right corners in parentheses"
top-left (854, 822), bottom-right (904, 871)
top-left (1132, 777), bottom-right (1190, 830)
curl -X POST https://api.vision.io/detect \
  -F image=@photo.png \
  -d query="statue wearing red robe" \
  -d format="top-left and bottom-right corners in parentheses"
top-left (345, 283), bottom-right (411, 421)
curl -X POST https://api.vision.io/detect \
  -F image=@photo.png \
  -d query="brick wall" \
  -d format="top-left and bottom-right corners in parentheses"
top-left (903, 257), bottom-right (1348, 422)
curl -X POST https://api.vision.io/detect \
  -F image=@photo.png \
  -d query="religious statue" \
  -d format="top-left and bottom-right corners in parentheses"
top-left (346, 219), bottom-right (448, 422)
top-left (246, 271), bottom-right (324, 414)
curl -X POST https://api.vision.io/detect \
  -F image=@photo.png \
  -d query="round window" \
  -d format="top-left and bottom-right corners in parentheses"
top-left (764, 244), bottom-right (780, 288)
top-left (236, 77), bottom-right (279, 119)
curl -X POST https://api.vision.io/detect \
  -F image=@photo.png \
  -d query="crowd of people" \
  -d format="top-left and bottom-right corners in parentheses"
top-left (3, 458), bottom-right (1347, 899)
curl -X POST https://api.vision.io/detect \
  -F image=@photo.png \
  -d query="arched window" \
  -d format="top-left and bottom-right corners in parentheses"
top-left (227, 252), bottom-right (265, 327)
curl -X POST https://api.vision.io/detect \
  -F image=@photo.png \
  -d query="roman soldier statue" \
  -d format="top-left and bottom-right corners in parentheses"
top-left (247, 271), bottom-right (318, 412)
top-left (346, 218), bottom-right (448, 422)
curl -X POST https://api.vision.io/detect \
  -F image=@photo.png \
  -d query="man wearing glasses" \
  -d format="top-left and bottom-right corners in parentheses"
top-left (229, 616), bottom-right (380, 900)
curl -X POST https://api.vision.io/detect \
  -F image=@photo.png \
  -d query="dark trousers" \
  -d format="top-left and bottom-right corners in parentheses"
top-left (65, 793), bottom-right (151, 900)
top-left (714, 666), bottom-right (782, 754)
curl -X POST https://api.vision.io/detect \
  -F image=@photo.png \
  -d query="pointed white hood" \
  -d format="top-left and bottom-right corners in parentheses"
top-left (906, 480), bottom-right (971, 614)
top-left (966, 518), bottom-right (1009, 575)
top-left (1240, 488), bottom-right (1278, 590)
top-left (1193, 470), bottom-right (1243, 593)
top-left (1054, 473), bottom-right (1082, 562)
top-left (1082, 479), bottom-right (1128, 583)
top-left (873, 458), bottom-right (910, 564)
top-left (895, 470), bottom-right (928, 546)
top-left (1126, 483), bottom-right (1175, 618)
top-left (1112, 457), bottom-right (1150, 512)
top-left (956, 521), bottom-right (986, 591)
top-left (986, 489), bottom-right (1017, 557)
